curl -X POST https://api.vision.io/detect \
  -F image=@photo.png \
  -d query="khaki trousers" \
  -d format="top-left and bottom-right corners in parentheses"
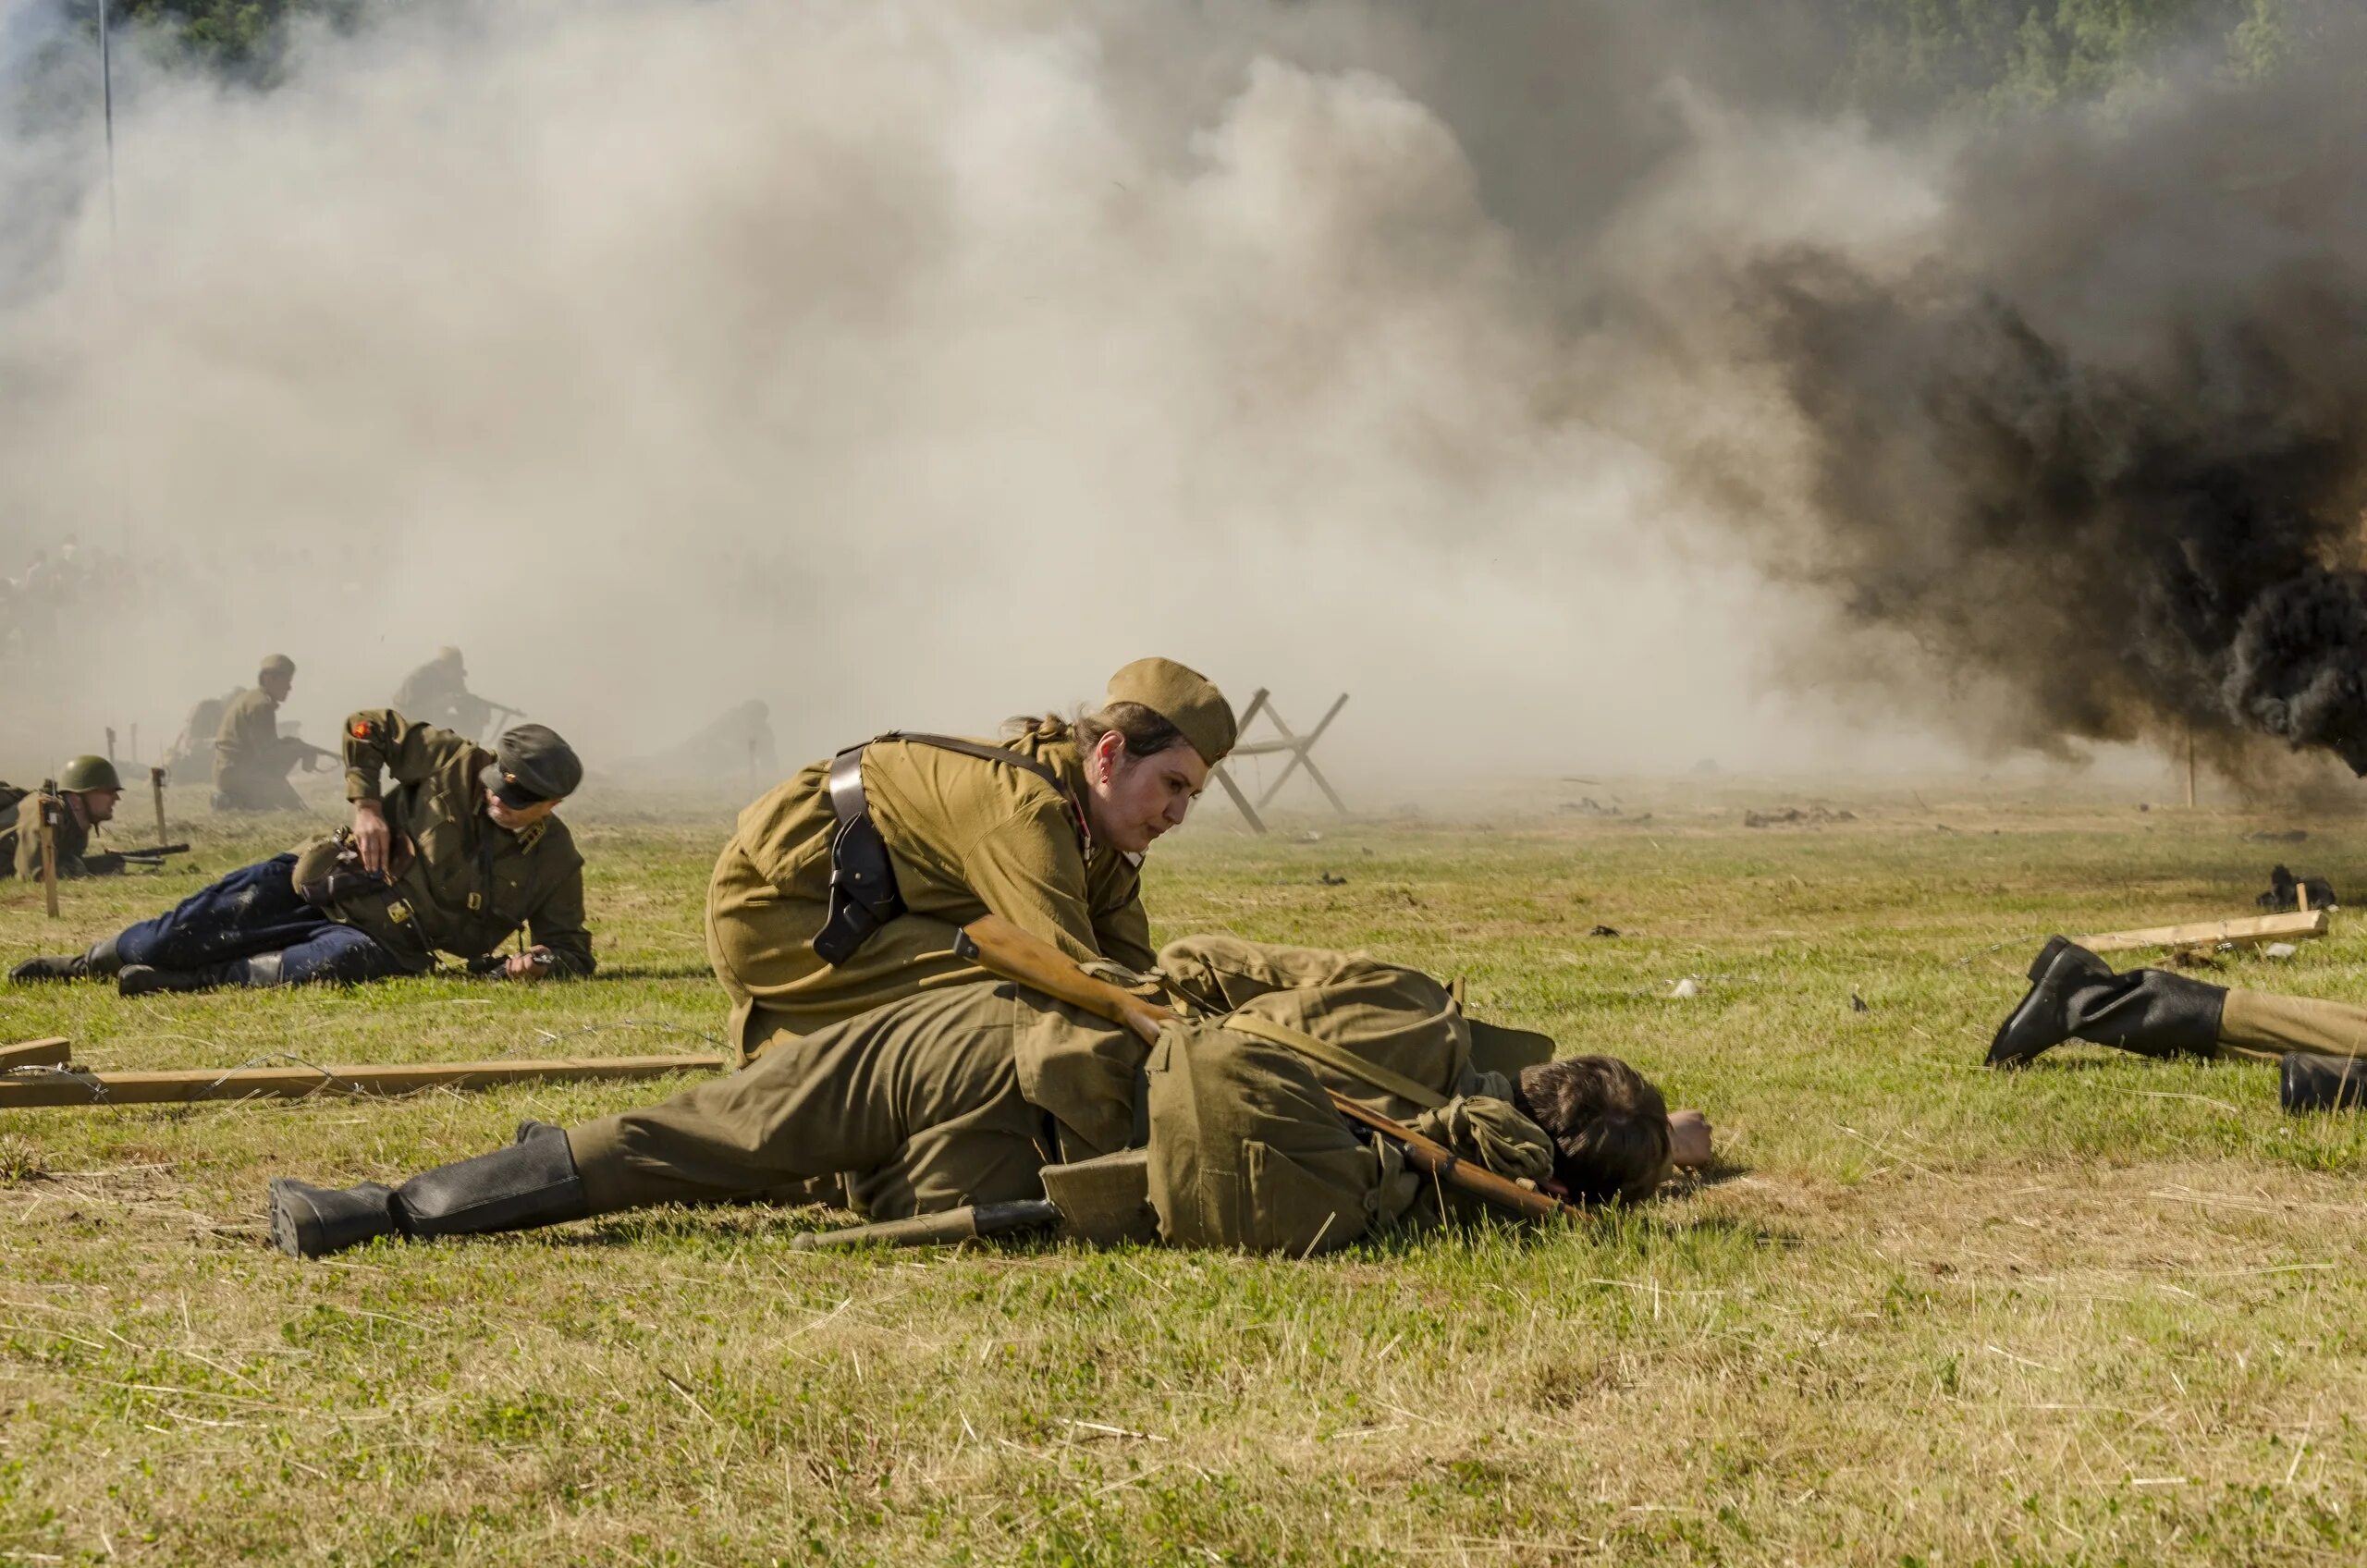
top-left (2219, 989), bottom-right (2367, 1061)
top-left (566, 985), bottom-right (1054, 1221)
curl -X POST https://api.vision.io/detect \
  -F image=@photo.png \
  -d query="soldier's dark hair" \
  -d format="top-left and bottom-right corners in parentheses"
top-left (1511, 1056), bottom-right (1672, 1205)
top-left (1004, 703), bottom-right (1190, 763)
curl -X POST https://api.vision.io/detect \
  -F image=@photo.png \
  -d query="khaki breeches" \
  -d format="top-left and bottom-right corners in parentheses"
top-left (565, 986), bottom-right (1054, 1220)
top-left (2220, 989), bottom-right (2367, 1060)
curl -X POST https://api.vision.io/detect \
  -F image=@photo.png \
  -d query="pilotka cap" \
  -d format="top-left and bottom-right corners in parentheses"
top-left (259, 653), bottom-right (297, 680)
top-left (480, 724), bottom-right (583, 808)
top-left (1105, 658), bottom-right (1237, 766)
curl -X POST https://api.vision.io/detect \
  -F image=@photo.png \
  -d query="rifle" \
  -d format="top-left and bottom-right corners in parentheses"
top-left (790, 1200), bottom-right (1060, 1251)
top-left (113, 842), bottom-right (190, 864)
top-left (950, 914), bottom-right (1570, 1224)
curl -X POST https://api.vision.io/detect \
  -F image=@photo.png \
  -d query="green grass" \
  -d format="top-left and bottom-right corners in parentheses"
top-left (5, 777), bottom-right (2367, 1564)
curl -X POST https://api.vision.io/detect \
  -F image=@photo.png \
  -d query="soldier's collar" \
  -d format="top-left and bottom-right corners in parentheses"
top-left (513, 819), bottom-right (550, 852)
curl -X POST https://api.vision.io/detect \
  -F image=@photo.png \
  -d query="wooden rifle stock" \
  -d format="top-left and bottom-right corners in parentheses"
top-left (951, 915), bottom-right (1571, 1224)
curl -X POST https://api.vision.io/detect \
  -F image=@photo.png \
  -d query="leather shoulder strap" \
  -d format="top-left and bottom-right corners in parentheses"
top-left (882, 731), bottom-right (1067, 793)
top-left (1222, 1011), bottom-right (1449, 1111)
top-left (827, 744), bottom-right (870, 827)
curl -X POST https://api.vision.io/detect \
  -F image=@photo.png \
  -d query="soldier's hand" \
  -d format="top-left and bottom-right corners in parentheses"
top-left (1667, 1109), bottom-right (1713, 1170)
top-left (505, 946), bottom-right (558, 981)
top-left (351, 800), bottom-right (392, 875)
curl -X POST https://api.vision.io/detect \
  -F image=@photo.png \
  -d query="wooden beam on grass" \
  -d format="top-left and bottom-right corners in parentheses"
top-left (0, 1053), bottom-right (723, 1109)
top-left (1, 1038), bottom-right (72, 1071)
top-left (2076, 908), bottom-right (2329, 956)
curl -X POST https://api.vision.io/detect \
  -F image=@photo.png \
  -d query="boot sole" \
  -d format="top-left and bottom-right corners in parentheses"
top-left (266, 1179), bottom-right (309, 1257)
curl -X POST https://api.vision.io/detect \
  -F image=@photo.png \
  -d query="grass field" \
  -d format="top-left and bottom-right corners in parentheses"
top-left (6, 777), bottom-right (2367, 1565)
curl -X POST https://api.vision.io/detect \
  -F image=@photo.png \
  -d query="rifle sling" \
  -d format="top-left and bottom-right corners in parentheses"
top-left (1220, 1011), bottom-right (1449, 1112)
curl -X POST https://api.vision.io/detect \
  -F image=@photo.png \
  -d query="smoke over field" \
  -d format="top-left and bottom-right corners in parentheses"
top-left (1638, 50), bottom-right (2367, 777)
top-left (1, 0), bottom-right (2361, 790)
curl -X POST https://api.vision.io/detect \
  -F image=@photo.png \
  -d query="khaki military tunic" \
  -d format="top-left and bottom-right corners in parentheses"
top-left (212, 687), bottom-right (308, 812)
top-left (1, 788), bottom-right (109, 880)
top-left (706, 724), bottom-right (1154, 1061)
top-left (325, 710), bottom-right (595, 974)
top-left (563, 935), bottom-right (1557, 1253)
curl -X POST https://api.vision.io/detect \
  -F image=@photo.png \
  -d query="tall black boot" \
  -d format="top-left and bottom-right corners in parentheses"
top-left (268, 1182), bottom-right (399, 1257)
top-left (119, 951), bottom-right (287, 997)
top-left (1987, 937), bottom-right (2226, 1068)
top-left (2280, 1053), bottom-right (2367, 1113)
top-left (8, 935), bottom-right (123, 984)
top-left (270, 1125), bottom-right (590, 1259)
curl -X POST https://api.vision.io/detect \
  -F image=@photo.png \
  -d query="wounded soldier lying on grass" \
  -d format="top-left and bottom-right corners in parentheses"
top-left (269, 935), bottom-right (1713, 1259)
top-left (1988, 935), bottom-right (2367, 1110)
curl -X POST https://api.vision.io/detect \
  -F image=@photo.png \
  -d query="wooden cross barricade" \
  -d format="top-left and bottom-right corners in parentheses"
top-left (1208, 688), bottom-right (1349, 836)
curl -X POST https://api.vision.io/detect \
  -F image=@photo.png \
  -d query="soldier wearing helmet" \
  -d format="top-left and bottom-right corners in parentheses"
top-left (0, 756), bottom-right (127, 879)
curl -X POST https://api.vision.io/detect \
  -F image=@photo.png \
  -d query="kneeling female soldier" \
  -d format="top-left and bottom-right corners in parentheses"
top-left (708, 657), bottom-right (1236, 1062)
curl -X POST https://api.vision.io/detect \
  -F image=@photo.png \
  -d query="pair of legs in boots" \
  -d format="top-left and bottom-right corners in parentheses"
top-left (8, 852), bottom-right (411, 994)
top-left (1989, 935), bottom-right (2367, 1110)
top-left (274, 983), bottom-right (1065, 1257)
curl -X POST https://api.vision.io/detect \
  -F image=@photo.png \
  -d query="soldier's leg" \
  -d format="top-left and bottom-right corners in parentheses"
top-left (1987, 938), bottom-right (2226, 1068)
top-left (841, 1092), bottom-right (1054, 1221)
top-left (126, 923), bottom-right (412, 995)
top-left (271, 985), bottom-right (1024, 1258)
top-left (567, 986), bottom-right (1023, 1213)
top-left (112, 854), bottom-right (315, 969)
top-left (2216, 989), bottom-right (2367, 1060)
top-left (9, 853), bottom-right (310, 984)
top-left (272, 1123), bottom-right (587, 1259)
top-left (111, 855), bottom-right (385, 995)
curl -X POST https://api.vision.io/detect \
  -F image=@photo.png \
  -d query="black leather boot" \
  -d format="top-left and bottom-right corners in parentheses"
top-left (118, 962), bottom-right (239, 997)
top-left (388, 1129), bottom-right (590, 1241)
top-left (269, 1181), bottom-right (399, 1257)
top-left (269, 1132), bottom-right (589, 1261)
top-left (2280, 1053), bottom-right (2367, 1113)
top-left (11, 936), bottom-right (126, 984)
top-left (119, 951), bottom-right (287, 997)
top-left (1987, 937), bottom-right (2226, 1068)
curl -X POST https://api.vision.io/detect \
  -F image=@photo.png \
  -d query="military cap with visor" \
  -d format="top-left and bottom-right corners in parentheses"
top-left (1105, 657), bottom-right (1237, 766)
top-left (480, 724), bottom-right (583, 809)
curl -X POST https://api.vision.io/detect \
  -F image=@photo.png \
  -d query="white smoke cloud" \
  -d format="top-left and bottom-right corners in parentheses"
top-left (0, 0), bottom-right (1992, 796)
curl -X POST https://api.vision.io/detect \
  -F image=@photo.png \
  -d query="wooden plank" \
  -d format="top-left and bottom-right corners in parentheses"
top-left (0, 1054), bottom-right (723, 1109)
top-left (2076, 909), bottom-right (2329, 956)
top-left (1, 1038), bottom-right (71, 1070)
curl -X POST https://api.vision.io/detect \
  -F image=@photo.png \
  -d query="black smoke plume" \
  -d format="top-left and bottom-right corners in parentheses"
top-left (1680, 46), bottom-right (2367, 772)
